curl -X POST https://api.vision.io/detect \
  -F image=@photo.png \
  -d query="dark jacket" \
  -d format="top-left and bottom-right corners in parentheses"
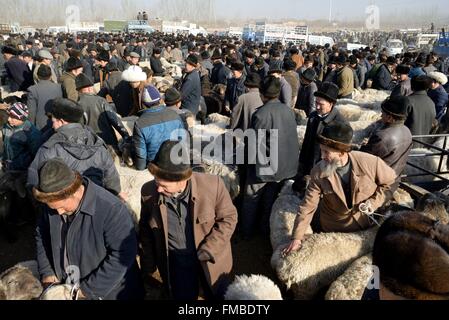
top-left (428, 85), bottom-right (449, 119)
top-left (4, 56), bottom-right (33, 92)
top-left (150, 56), bottom-right (165, 77)
top-left (225, 75), bottom-right (246, 111)
top-left (211, 62), bottom-right (230, 86)
top-left (110, 81), bottom-right (139, 117)
top-left (27, 80), bottom-right (63, 130)
top-left (405, 91), bottom-right (436, 139)
top-left (360, 122), bottom-right (413, 176)
top-left (300, 107), bottom-right (348, 176)
top-left (201, 59), bottom-right (214, 79)
top-left (27, 123), bottom-right (121, 195)
top-left (1, 121), bottom-right (42, 171)
top-left (181, 70), bottom-right (202, 116)
top-left (391, 78), bottom-right (413, 98)
top-left (372, 64), bottom-right (395, 91)
top-left (248, 99), bottom-right (300, 183)
top-left (231, 88), bottom-right (263, 131)
top-left (36, 178), bottom-right (143, 300)
top-left (77, 93), bottom-right (130, 147)
top-left (133, 106), bottom-right (186, 171)
top-left (296, 81), bottom-right (318, 116)
top-left (139, 173), bottom-right (237, 299)
top-left (98, 71), bottom-right (123, 100)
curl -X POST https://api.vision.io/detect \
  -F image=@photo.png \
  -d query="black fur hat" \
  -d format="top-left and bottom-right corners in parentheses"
top-left (50, 98), bottom-right (84, 123)
top-left (149, 141), bottom-right (192, 182)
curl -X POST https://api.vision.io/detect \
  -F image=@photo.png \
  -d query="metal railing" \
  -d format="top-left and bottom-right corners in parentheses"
top-left (402, 134), bottom-right (449, 184)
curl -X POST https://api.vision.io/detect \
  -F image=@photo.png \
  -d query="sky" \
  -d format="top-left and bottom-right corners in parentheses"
top-left (209, 0), bottom-right (448, 21)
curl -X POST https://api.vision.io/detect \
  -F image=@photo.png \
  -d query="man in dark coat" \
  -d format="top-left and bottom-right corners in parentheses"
top-left (361, 96), bottom-right (413, 180)
top-left (372, 57), bottom-right (396, 91)
top-left (2, 46), bottom-right (33, 92)
top-left (295, 68), bottom-right (318, 116)
top-left (224, 62), bottom-right (247, 114)
top-left (34, 159), bottom-right (143, 300)
top-left (27, 98), bottom-right (124, 199)
top-left (241, 77), bottom-right (300, 239)
top-left (427, 71), bottom-right (449, 120)
top-left (210, 49), bottom-right (231, 86)
top-left (180, 55), bottom-right (202, 116)
top-left (405, 76), bottom-right (436, 145)
top-left (27, 64), bottom-right (63, 131)
top-left (150, 48), bottom-right (166, 77)
top-left (76, 73), bottom-right (130, 150)
top-left (292, 82), bottom-right (348, 193)
top-left (139, 141), bottom-right (237, 300)
top-left (391, 65), bottom-right (413, 98)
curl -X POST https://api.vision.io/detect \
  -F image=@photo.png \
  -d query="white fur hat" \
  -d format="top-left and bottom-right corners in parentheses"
top-left (122, 66), bottom-right (147, 82)
top-left (428, 72), bottom-right (448, 86)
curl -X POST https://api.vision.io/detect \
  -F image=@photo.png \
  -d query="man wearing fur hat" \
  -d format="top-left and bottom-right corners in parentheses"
top-left (427, 71), bottom-right (449, 120)
top-left (139, 141), bottom-right (237, 300)
top-left (27, 98), bottom-right (124, 199)
top-left (295, 68), bottom-right (318, 116)
top-left (60, 57), bottom-right (84, 102)
top-left (361, 96), bottom-right (413, 178)
top-left (335, 55), bottom-right (354, 99)
top-left (210, 49), bottom-right (231, 86)
top-left (133, 86), bottom-right (186, 171)
top-left (114, 65), bottom-right (147, 117)
top-left (150, 48), bottom-right (166, 77)
top-left (241, 76), bottom-right (299, 239)
top-left (372, 56), bottom-right (396, 91)
top-left (76, 73), bottom-right (130, 151)
top-left (391, 65), bottom-right (413, 98)
top-left (292, 82), bottom-right (348, 193)
top-left (34, 159), bottom-right (143, 300)
top-left (225, 62), bottom-right (247, 114)
top-left (164, 87), bottom-right (194, 130)
top-left (180, 54), bottom-right (202, 116)
top-left (284, 121), bottom-right (397, 254)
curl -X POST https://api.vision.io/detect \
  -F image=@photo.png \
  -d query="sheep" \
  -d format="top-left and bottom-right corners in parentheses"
top-left (160, 57), bottom-right (183, 79)
top-left (351, 121), bottom-right (382, 145)
top-left (0, 265), bottom-right (43, 300)
top-left (200, 157), bottom-right (240, 200)
top-left (392, 188), bottom-right (415, 209)
top-left (297, 126), bottom-right (307, 150)
top-left (351, 89), bottom-right (391, 110)
top-left (416, 192), bottom-right (449, 224)
top-left (40, 284), bottom-right (74, 300)
top-left (336, 104), bottom-right (381, 123)
top-left (325, 255), bottom-right (374, 300)
top-left (272, 227), bottom-right (378, 300)
top-left (204, 113), bottom-right (230, 130)
top-left (224, 275), bottom-right (283, 300)
top-left (293, 109), bottom-right (308, 126)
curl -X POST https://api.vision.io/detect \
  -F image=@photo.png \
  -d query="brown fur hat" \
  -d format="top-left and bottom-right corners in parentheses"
top-left (373, 211), bottom-right (449, 300)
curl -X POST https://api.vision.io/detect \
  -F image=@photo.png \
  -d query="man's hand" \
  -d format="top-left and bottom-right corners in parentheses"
top-left (282, 239), bottom-right (302, 257)
top-left (41, 275), bottom-right (59, 288)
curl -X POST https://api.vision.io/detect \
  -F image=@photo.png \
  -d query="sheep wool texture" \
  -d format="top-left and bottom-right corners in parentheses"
top-left (224, 275), bottom-right (283, 300)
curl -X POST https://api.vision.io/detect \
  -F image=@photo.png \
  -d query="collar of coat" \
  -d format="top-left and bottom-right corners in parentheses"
top-left (157, 175), bottom-right (198, 206)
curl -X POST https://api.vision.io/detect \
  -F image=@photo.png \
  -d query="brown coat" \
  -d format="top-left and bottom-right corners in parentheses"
top-left (291, 53), bottom-right (304, 70)
top-left (60, 71), bottom-right (78, 102)
top-left (337, 66), bottom-right (354, 98)
top-left (293, 151), bottom-right (397, 240)
top-left (139, 173), bottom-right (237, 298)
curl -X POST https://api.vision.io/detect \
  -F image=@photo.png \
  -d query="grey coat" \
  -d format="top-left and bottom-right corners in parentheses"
top-left (391, 78), bottom-right (413, 98)
top-left (231, 88), bottom-right (263, 131)
top-left (27, 80), bottom-right (63, 130)
top-left (296, 81), bottom-right (318, 116)
top-left (248, 99), bottom-right (300, 184)
top-left (405, 91), bottom-right (436, 140)
top-left (27, 123), bottom-right (121, 195)
top-left (181, 70), bottom-right (202, 116)
top-left (279, 77), bottom-right (293, 108)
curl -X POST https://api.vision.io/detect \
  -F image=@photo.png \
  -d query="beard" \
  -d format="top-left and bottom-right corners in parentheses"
top-left (319, 158), bottom-right (343, 178)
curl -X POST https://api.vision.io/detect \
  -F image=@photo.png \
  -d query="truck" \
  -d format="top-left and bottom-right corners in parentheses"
top-left (385, 39), bottom-right (404, 56)
top-left (104, 20), bottom-right (127, 33)
top-left (126, 20), bottom-right (154, 33)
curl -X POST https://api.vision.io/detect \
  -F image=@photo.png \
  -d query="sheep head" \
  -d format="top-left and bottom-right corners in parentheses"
top-left (0, 266), bottom-right (43, 300)
top-left (416, 192), bottom-right (449, 225)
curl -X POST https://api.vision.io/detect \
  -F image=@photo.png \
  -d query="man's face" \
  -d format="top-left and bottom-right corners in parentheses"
top-left (315, 97), bottom-right (333, 116)
top-left (131, 57), bottom-right (139, 65)
top-left (51, 116), bottom-right (64, 130)
top-left (320, 145), bottom-right (342, 164)
top-left (3, 53), bottom-right (12, 61)
top-left (42, 58), bottom-right (52, 66)
top-left (232, 70), bottom-right (242, 79)
top-left (23, 56), bottom-right (33, 64)
top-left (47, 194), bottom-right (81, 216)
top-left (185, 63), bottom-right (196, 73)
top-left (90, 51), bottom-right (97, 57)
top-left (130, 81), bottom-right (141, 89)
top-left (7, 116), bottom-right (24, 127)
top-left (155, 178), bottom-right (187, 197)
top-left (246, 57), bottom-right (254, 65)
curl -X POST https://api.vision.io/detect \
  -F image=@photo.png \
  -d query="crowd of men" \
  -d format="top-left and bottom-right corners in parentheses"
top-left (1, 29), bottom-right (449, 300)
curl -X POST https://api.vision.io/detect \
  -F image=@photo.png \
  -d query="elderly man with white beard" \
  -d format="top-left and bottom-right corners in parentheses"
top-left (283, 121), bottom-right (397, 254)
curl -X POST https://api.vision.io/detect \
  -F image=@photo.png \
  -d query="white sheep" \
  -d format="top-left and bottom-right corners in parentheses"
top-left (351, 121), bottom-right (382, 145)
top-left (224, 275), bottom-right (283, 300)
top-left (336, 104), bottom-right (381, 123)
top-left (297, 126), bottom-right (307, 150)
top-left (351, 89), bottom-right (391, 110)
top-left (272, 227), bottom-right (378, 300)
top-left (204, 113), bottom-right (231, 130)
top-left (325, 255), bottom-right (374, 300)
top-left (40, 284), bottom-right (74, 300)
